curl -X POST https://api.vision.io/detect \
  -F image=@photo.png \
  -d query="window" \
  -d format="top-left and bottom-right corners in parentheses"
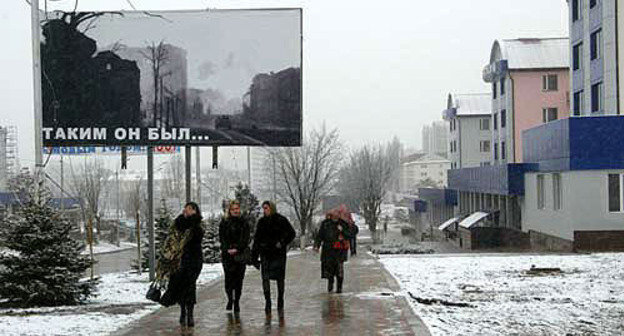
top-left (591, 29), bottom-right (602, 60)
top-left (542, 74), bottom-right (558, 91)
top-left (449, 141), bottom-right (453, 153)
top-left (482, 162), bottom-right (491, 167)
top-left (500, 110), bottom-right (506, 128)
top-left (480, 140), bottom-right (490, 153)
top-left (494, 143), bottom-right (499, 160)
top-left (493, 113), bottom-right (498, 130)
top-left (553, 173), bottom-right (562, 210)
top-left (573, 42), bottom-right (582, 71)
top-left (542, 108), bottom-right (558, 123)
top-left (480, 118), bottom-right (490, 130)
top-left (493, 82), bottom-right (497, 99)
top-left (573, 90), bottom-right (584, 116)
top-left (572, 0), bottom-right (581, 22)
top-left (501, 141), bottom-right (506, 160)
top-left (500, 77), bottom-right (505, 96)
top-left (421, 171), bottom-right (428, 177)
top-left (591, 82), bottom-right (603, 113)
top-left (537, 174), bottom-right (545, 210)
top-left (608, 174), bottom-right (621, 212)
top-left (590, 0), bottom-right (597, 8)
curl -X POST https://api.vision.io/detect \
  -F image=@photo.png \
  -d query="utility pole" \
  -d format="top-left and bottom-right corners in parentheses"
top-left (185, 145), bottom-right (191, 203)
top-left (247, 146), bottom-right (251, 188)
top-left (196, 146), bottom-right (201, 205)
top-left (147, 147), bottom-right (155, 281)
top-left (116, 170), bottom-right (120, 247)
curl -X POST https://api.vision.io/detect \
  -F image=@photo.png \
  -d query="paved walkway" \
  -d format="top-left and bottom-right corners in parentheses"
top-left (115, 250), bottom-right (430, 335)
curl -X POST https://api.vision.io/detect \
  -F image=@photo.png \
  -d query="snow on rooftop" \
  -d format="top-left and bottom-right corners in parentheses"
top-left (458, 211), bottom-right (488, 229)
top-left (500, 38), bottom-right (569, 70)
top-left (451, 93), bottom-right (491, 116)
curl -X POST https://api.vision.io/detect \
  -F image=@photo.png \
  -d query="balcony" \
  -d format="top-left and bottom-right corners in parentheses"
top-left (447, 163), bottom-right (535, 196)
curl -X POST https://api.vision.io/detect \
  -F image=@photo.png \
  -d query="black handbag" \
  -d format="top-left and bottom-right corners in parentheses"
top-left (234, 247), bottom-right (251, 264)
top-left (146, 281), bottom-right (162, 303)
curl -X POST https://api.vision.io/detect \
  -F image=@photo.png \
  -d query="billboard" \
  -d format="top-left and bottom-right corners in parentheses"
top-left (40, 9), bottom-right (302, 147)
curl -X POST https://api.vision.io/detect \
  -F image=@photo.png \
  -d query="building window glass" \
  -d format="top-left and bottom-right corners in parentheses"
top-left (591, 82), bottom-right (603, 113)
top-left (537, 174), bottom-right (545, 210)
top-left (542, 74), bottom-right (558, 91)
top-left (608, 174), bottom-right (621, 212)
top-left (500, 77), bottom-right (505, 96)
top-left (591, 29), bottom-right (602, 60)
top-left (480, 118), bottom-right (490, 130)
top-left (553, 173), bottom-right (562, 210)
top-left (480, 140), bottom-right (490, 153)
top-left (573, 42), bottom-right (582, 71)
top-left (572, 0), bottom-right (581, 22)
top-left (590, 0), bottom-right (597, 8)
top-left (573, 90), bottom-right (584, 116)
top-left (500, 110), bottom-right (506, 128)
top-left (542, 108), bottom-right (558, 123)
top-left (493, 113), bottom-right (498, 130)
top-left (494, 143), bottom-right (498, 160)
top-left (501, 141), bottom-right (506, 160)
top-left (493, 82), bottom-right (497, 99)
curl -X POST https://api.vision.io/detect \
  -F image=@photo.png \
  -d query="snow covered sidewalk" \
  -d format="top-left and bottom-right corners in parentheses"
top-left (379, 253), bottom-right (624, 336)
top-left (0, 264), bottom-right (223, 336)
top-left (80, 242), bottom-right (137, 255)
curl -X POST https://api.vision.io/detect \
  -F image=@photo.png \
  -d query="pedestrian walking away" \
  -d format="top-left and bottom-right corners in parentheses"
top-left (314, 209), bottom-right (354, 294)
top-left (219, 200), bottom-right (251, 313)
top-left (157, 202), bottom-right (205, 328)
top-left (251, 201), bottom-right (296, 315)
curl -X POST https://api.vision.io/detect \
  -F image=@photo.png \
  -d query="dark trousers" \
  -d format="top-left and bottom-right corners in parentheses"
top-left (350, 237), bottom-right (357, 255)
top-left (223, 263), bottom-right (246, 303)
top-left (262, 278), bottom-right (285, 307)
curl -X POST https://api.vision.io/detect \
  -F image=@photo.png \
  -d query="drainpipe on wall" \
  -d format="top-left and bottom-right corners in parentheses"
top-left (509, 74), bottom-right (516, 163)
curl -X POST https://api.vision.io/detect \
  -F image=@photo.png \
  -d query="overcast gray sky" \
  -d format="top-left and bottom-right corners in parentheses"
top-left (1, 0), bottom-right (568, 168)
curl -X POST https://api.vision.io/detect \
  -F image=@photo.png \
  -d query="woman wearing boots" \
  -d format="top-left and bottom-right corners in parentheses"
top-left (314, 209), bottom-right (353, 293)
top-left (219, 200), bottom-right (251, 313)
top-left (158, 202), bottom-right (205, 328)
top-left (251, 201), bottom-right (296, 315)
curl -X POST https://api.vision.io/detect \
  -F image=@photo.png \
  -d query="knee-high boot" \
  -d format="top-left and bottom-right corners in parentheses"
top-left (277, 279), bottom-right (285, 311)
top-left (336, 276), bottom-right (344, 294)
top-left (186, 304), bottom-right (195, 327)
top-left (262, 279), bottom-right (272, 314)
top-left (179, 303), bottom-right (187, 326)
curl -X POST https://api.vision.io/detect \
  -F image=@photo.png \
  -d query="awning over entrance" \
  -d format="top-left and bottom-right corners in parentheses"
top-left (458, 211), bottom-right (489, 229)
top-left (438, 217), bottom-right (459, 231)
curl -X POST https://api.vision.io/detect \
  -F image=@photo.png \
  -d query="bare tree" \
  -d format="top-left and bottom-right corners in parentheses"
top-left (273, 126), bottom-right (342, 248)
top-left (123, 179), bottom-right (143, 222)
top-left (140, 41), bottom-right (170, 127)
top-left (341, 143), bottom-right (396, 243)
top-left (67, 158), bottom-right (111, 239)
top-left (161, 155), bottom-right (185, 208)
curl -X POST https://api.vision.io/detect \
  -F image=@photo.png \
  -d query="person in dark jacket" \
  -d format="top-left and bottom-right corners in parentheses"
top-left (159, 202), bottom-right (205, 328)
top-left (314, 210), bottom-right (354, 293)
top-left (251, 201), bottom-right (296, 315)
top-left (219, 200), bottom-right (251, 313)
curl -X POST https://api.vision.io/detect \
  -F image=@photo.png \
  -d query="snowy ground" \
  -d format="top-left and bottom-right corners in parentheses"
top-left (380, 253), bottom-right (624, 336)
top-left (0, 263), bottom-right (223, 336)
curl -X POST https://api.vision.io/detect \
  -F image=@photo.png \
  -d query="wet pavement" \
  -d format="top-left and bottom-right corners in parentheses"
top-left (114, 250), bottom-right (430, 335)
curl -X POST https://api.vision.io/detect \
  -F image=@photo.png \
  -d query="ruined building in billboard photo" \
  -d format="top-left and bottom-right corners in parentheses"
top-left (41, 13), bottom-right (141, 128)
top-left (244, 67), bottom-right (301, 129)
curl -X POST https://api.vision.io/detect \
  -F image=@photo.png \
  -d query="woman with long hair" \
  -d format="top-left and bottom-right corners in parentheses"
top-left (219, 200), bottom-right (251, 313)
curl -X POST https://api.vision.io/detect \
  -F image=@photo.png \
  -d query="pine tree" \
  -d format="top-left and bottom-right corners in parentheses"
top-left (0, 171), bottom-right (96, 307)
top-left (234, 182), bottom-right (260, 234)
top-left (202, 214), bottom-right (221, 263)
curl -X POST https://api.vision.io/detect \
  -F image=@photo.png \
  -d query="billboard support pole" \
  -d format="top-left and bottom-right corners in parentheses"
top-left (147, 146), bottom-right (155, 281)
top-left (185, 145), bottom-right (192, 203)
top-left (247, 146), bottom-right (251, 188)
top-left (31, 0), bottom-right (43, 172)
top-left (196, 147), bottom-right (201, 205)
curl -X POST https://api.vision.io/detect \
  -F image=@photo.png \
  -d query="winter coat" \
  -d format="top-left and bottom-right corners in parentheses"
top-left (219, 215), bottom-right (251, 268)
top-left (251, 212), bottom-right (296, 280)
top-left (158, 213), bottom-right (204, 307)
top-left (315, 218), bottom-right (354, 266)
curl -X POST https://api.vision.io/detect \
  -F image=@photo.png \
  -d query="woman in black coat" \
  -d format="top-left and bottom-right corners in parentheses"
top-left (159, 202), bottom-right (204, 328)
top-left (219, 200), bottom-right (251, 313)
top-left (251, 201), bottom-right (296, 315)
top-left (314, 210), bottom-right (353, 293)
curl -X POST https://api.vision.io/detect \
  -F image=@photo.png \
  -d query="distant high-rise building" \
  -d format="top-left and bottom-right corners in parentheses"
top-left (0, 126), bottom-right (19, 190)
top-left (421, 121), bottom-right (449, 157)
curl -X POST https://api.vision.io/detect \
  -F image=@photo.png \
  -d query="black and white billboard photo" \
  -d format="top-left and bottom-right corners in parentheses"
top-left (40, 9), bottom-right (302, 147)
